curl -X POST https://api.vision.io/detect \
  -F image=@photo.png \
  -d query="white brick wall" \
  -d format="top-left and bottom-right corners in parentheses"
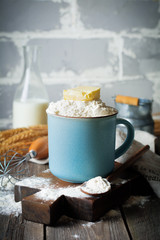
top-left (0, 0), bottom-right (160, 129)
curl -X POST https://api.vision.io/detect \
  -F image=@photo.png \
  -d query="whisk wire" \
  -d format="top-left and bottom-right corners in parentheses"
top-left (0, 149), bottom-right (32, 188)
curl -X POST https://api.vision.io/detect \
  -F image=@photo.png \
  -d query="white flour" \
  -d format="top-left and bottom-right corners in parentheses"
top-left (0, 176), bottom-right (18, 191)
top-left (15, 170), bottom-right (90, 201)
top-left (0, 191), bottom-right (21, 216)
top-left (81, 176), bottom-right (111, 194)
top-left (72, 234), bottom-right (80, 239)
top-left (0, 176), bottom-right (21, 216)
top-left (81, 210), bottom-right (120, 227)
top-left (46, 99), bottom-right (116, 118)
top-left (82, 222), bottom-right (95, 227)
top-left (34, 186), bottom-right (87, 201)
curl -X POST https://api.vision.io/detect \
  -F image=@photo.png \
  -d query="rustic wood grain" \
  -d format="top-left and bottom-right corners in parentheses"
top-left (122, 197), bottom-right (160, 240)
top-left (0, 215), bottom-right (10, 240)
top-left (0, 214), bottom-right (44, 240)
top-left (46, 211), bottom-right (130, 240)
top-left (0, 214), bottom-right (24, 240)
top-left (27, 161), bottom-right (48, 177)
top-left (23, 220), bottom-right (44, 240)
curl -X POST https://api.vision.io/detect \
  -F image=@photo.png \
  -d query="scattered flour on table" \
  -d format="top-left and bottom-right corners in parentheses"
top-left (16, 176), bottom-right (55, 189)
top-left (72, 234), bottom-right (80, 239)
top-left (0, 192), bottom-right (21, 216)
top-left (82, 222), bottom-right (95, 227)
top-left (15, 170), bottom-right (88, 200)
top-left (0, 176), bottom-right (18, 191)
top-left (81, 209), bottom-right (120, 227)
top-left (34, 186), bottom-right (87, 201)
top-left (43, 168), bottom-right (51, 173)
top-left (0, 176), bottom-right (21, 216)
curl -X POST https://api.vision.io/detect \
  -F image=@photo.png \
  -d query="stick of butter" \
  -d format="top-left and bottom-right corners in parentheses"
top-left (63, 86), bottom-right (100, 101)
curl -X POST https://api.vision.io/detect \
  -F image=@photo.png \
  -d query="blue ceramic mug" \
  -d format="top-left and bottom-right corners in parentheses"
top-left (47, 107), bottom-right (134, 183)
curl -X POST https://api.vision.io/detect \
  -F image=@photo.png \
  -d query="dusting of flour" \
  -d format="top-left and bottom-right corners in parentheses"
top-left (33, 176), bottom-right (112, 202)
top-left (0, 176), bottom-right (21, 216)
top-left (0, 192), bottom-right (21, 216)
top-left (16, 176), bottom-right (54, 189)
top-left (34, 186), bottom-right (87, 201)
top-left (46, 99), bottom-right (117, 117)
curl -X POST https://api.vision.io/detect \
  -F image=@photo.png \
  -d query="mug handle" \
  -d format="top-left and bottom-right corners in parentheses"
top-left (115, 118), bottom-right (134, 159)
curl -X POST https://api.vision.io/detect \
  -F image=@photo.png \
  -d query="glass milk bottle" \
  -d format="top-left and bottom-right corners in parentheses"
top-left (13, 46), bottom-right (49, 128)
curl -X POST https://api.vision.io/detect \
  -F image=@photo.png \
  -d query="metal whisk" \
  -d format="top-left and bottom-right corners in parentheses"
top-left (0, 136), bottom-right (48, 188)
top-left (0, 150), bottom-right (36, 188)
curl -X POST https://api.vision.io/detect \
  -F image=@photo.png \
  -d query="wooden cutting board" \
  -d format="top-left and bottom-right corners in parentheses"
top-left (14, 164), bottom-right (153, 225)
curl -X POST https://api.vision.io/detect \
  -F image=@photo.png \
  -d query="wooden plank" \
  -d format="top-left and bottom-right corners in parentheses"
top-left (27, 161), bottom-right (48, 177)
top-left (23, 220), bottom-right (44, 240)
top-left (0, 214), bottom-right (24, 240)
top-left (0, 214), bottom-right (44, 240)
top-left (22, 195), bottom-right (65, 225)
top-left (46, 210), bottom-right (130, 240)
top-left (122, 196), bottom-right (160, 240)
top-left (0, 215), bottom-right (10, 240)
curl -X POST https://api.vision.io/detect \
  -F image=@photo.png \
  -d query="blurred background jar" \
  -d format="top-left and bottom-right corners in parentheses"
top-left (12, 45), bottom-right (49, 128)
top-left (115, 95), bottom-right (154, 134)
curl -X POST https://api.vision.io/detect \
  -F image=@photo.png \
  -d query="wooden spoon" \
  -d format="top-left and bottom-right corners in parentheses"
top-left (81, 145), bottom-right (150, 197)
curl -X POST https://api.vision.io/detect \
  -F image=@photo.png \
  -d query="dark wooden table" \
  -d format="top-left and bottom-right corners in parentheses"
top-left (0, 162), bottom-right (160, 240)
